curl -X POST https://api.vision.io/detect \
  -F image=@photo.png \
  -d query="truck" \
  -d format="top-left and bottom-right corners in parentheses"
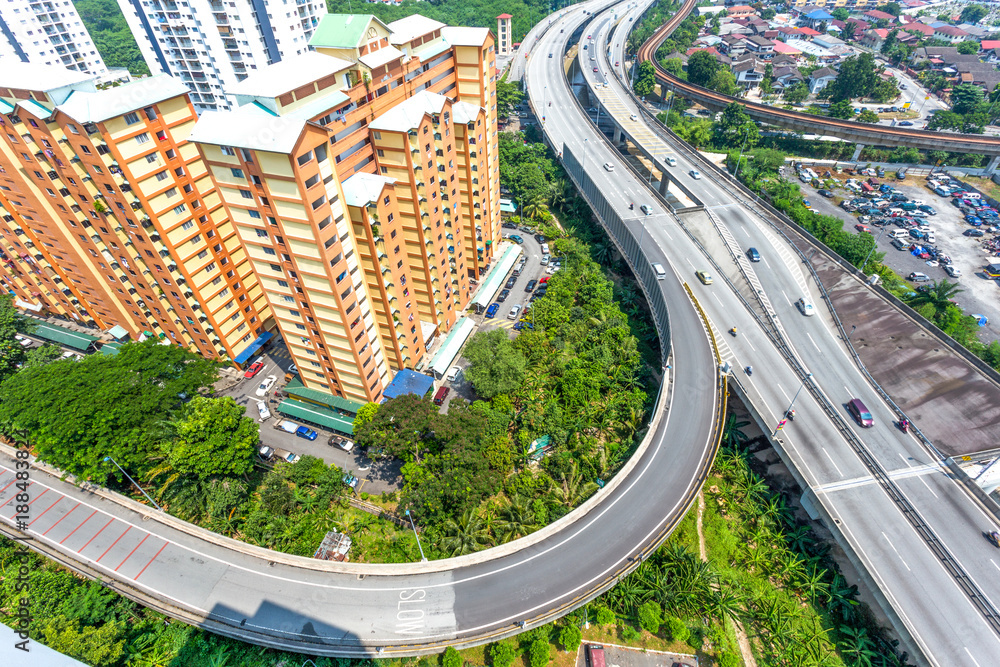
top-left (274, 419), bottom-right (299, 434)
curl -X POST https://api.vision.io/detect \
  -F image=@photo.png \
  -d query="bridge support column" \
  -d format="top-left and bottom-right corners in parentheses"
top-left (851, 144), bottom-right (865, 162)
top-left (985, 154), bottom-right (1000, 176)
top-left (613, 125), bottom-right (622, 145)
top-left (659, 175), bottom-right (671, 196)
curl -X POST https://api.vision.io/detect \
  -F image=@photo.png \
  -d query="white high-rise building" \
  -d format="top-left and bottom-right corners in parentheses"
top-left (118, 0), bottom-right (327, 113)
top-left (0, 0), bottom-right (108, 77)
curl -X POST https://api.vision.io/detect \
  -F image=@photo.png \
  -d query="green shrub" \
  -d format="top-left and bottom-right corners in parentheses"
top-left (528, 638), bottom-right (550, 667)
top-left (637, 601), bottom-right (662, 634)
top-left (442, 646), bottom-right (462, 667)
top-left (594, 606), bottom-right (616, 626)
top-left (558, 623), bottom-right (582, 652)
top-left (489, 638), bottom-right (518, 667)
top-left (718, 652), bottom-right (741, 667)
top-left (664, 616), bottom-right (689, 643)
top-left (620, 623), bottom-right (642, 641)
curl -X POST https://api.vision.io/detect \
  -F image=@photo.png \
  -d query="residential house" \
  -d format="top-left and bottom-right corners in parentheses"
top-left (861, 29), bottom-right (889, 50)
top-left (721, 34), bottom-right (748, 57)
top-left (732, 55), bottom-right (764, 88)
top-left (772, 40), bottom-right (803, 56)
top-left (958, 24), bottom-right (991, 39)
top-left (772, 53), bottom-right (800, 68)
top-left (802, 9), bottom-right (834, 30)
top-left (863, 9), bottom-right (897, 24)
top-left (745, 35), bottom-right (775, 58)
top-left (809, 66), bottom-right (838, 94)
top-left (728, 5), bottom-right (756, 19)
top-left (900, 22), bottom-right (934, 38)
top-left (934, 25), bottom-right (970, 44)
top-left (797, 27), bottom-right (821, 38)
top-left (773, 65), bottom-right (805, 90)
top-left (812, 34), bottom-right (846, 50)
top-left (981, 40), bottom-right (1000, 52)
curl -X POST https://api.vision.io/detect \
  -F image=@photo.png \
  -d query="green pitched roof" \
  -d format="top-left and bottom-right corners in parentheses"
top-left (30, 321), bottom-right (98, 351)
top-left (277, 399), bottom-right (354, 435)
top-left (100, 341), bottom-right (124, 356)
top-left (284, 376), bottom-right (365, 414)
top-left (309, 14), bottom-right (389, 49)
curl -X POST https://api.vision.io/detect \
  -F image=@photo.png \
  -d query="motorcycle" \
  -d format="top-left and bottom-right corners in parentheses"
top-left (786, 409), bottom-right (795, 421)
top-left (898, 418), bottom-right (910, 433)
top-left (745, 366), bottom-right (753, 376)
top-left (729, 327), bottom-right (738, 337)
top-left (629, 203), bottom-right (634, 210)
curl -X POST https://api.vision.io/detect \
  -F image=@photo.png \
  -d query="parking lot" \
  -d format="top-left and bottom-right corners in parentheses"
top-left (433, 223), bottom-right (555, 412)
top-left (796, 171), bottom-right (1000, 342)
top-left (219, 341), bottom-right (401, 494)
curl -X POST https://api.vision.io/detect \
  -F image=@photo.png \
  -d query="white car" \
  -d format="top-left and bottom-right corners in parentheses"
top-left (603, 162), bottom-right (615, 172)
top-left (255, 375), bottom-right (277, 396)
top-left (689, 170), bottom-right (702, 180)
top-left (546, 265), bottom-right (561, 275)
top-left (446, 366), bottom-right (462, 382)
top-left (507, 305), bottom-right (522, 320)
top-left (796, 298), bottom-right (815, 316)
top-left (256, 400), bottom-right (271, 422)
top-left (665, 157), bottom-right (677, 167)
top-left (287, 363), bottom-right (298, 375)
top-left (629, 113), bottom-right (638, 121)
top-left (14, 335), bottom-right (32, 348)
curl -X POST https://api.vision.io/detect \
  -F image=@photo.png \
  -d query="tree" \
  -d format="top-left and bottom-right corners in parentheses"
top-left (673, 118), bottom-right (713, 148)
top-left (0, 294), bottom-right (34, 383)
top-left (463, 329), bottom-right (527, 400)
top-left (927, 110), bottom-right (963, 131)
top-left (951, 83), bottom-right (986, 115)
top-left (871, 78), bottom-right (900, 103)
top-left (75, 0), bottom-right (151, 75)
top-left (832, 8), bottom-right (850, 21)
top-left (841, 20), bottom-right (859, 42)
top-left (961, 3), bottom-right (988, 24)
top-left (495, 78), bottom-right (523, 119)
top-left (687, 50), bottom-right (721, 87)
top-left (352, 402), bottom-right (379, 431)
top-left (828, 100), bottom-right (855, 119)
top-left (907, 280), bottom-right (963, 316)
top-left (715, 103), bottom-right (759, 148)
top-left (490, 639), bottom-right (518, 667)
top-left (708, 68), bottom-right (739, 96)
top-left (857, 108), bottom-right (880, 123)
top-left (0, 340), bottom-right (218, 480)
top-left (825, 53), bottom-right (880, 101)
top-left (783, 82), bottom-right (810, 105)
top-left (558, 623), bottom-right (582, 652)
top-left (442, 646), bottom-right (462, 667)
top-left (637, 600), bottom-right (662, 633)
top-left (957, 40), bottom-right (981, 55)
top-left (528, 638), bottom-right (550, 667)
top-left (664, 616), bottom-right (690, 642)
top-left (880, 29), bottom-right (899, 55)
top-left (164, 396), bottom-right (258, 479)
top-left (440, 509), bottom-right (490, 556)
top-left (661, 57), bottom-right (684, 78)
top-left (877, 2), bottom-right (901, 17)
top-left (633, 61), bottom-right (656, 97)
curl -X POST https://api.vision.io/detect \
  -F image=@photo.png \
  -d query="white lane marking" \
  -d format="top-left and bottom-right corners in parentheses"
top-left (780, 290), bottom-right (792, 306)
top-left (807, 333), bottom-right (822, 354)
top-left (762, 257), bottom-right (772, 269)
top-left (964, 648), bottom-right (982, 667)
top-left (897, 453), bottom-right (939, 499)
top-left (712, 292), bottom-right (725, 308)
top-left (685, 257), bottom-right (696, 270)
top-left (822, 448), bottom-right (845, 478)
top-left (882, 532), bottom-right (911, 571)
top-left (744, 335), bottom-right (756, 353)
top-left (991, 559), bottom-right (1000, 574)
top-left (776, 384), bottom-right (790, 402)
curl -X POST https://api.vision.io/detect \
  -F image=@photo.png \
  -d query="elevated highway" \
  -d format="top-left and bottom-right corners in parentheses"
top-left (523, 1), bottom-right (1000, 663)
top-left (637, 0), bottom-right (1000, 169)
top-left (0, 0), bottom-right (726, 657)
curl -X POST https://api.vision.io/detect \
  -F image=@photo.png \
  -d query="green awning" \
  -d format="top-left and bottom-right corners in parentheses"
top-left (100, 341), bottom-right (124, 355)
top-left (277, 399), bottom-right (354, 435)
top-left (30, 321), bottom-right (98, 351)
top-left (284, 376), bottom-right (365, 414)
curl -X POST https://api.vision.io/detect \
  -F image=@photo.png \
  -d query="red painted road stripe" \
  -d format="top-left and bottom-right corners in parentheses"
top-left (28, 495), bottom-right (63, 526)
top-left (43, 502), bottom-right (80, 536)
top-left (95, 525), bottom-right (131, 564)
top-left (133, 542), bottom-right (168, 581)
top-left (0, 475), bottom-right (20, 495)
top-left (59, 509), bottom-right (97, 544)
top-left (78, 517), bottom-right (114, 553)
top-left (114, 534), bottom-right (149, 572)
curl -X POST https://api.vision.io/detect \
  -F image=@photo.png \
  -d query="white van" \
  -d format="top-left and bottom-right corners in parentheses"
top-left (926, 230), bottom-right (936, 243)
top-left (888, 229), bottom-right (910, 240)
top-left (652, 262), bottom-right (667, 280)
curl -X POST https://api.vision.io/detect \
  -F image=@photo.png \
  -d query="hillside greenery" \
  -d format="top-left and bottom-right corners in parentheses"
top-left (73, 0), bottom-right (150, 76)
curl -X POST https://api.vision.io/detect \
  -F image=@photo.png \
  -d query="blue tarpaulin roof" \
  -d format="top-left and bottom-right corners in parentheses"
top-left (382, 369), bottom-right (434, 401)
top-left (233, 331), bottom-right (274, 365)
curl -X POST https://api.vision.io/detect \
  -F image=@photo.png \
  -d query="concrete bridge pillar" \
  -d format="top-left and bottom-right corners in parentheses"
top-left (613, 125), bottom-right (622, 144)
top-left (851, 144), bottom-right (865, 162)
top-left (985, 154), bottom-right (1000, 176)
top-left (659, 174), bottom-right (671, 196)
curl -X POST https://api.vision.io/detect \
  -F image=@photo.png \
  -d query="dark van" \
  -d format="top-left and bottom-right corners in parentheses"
top-left (433, 386), bottom-right (450, 406)
top-left (847, 398), bottom-right (874, 427)
top-left (586, 645), bottom-right (606, 667)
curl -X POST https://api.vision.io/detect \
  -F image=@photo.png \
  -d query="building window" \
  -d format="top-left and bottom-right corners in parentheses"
top-left (231, 167), bottom-right (244, 178)
top-left (221, 146), bottom-right (236, 156)
top-left (248, 210), bottom-right (261, 219)
top-left (181, 220), bottom-right (194, 230)
top-left (263, 247), bottom-right (276, 255)
top-left (124, 111), bottom-right (141, 125)
top-left (172, 203), bottom-right (186, 214)
top-left (165, 187), bottom-right (177, 197)
top-left (146, 154), bottom-right (158, 164)
top-left (239, 189), bottom-right (252, 199)
top-left (155, 170), bottom-right (168, 181)
top-left (135, 132), bottom-right (151, 145)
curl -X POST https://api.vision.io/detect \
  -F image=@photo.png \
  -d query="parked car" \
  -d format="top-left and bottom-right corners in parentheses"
top-left (855, 224), bottom-right (871, 234)
top-left (818, 189), bottom-right (834, 198)
top-left (433, 386), bottom-right (450, 406)
top-left (534, 234), bottom-right (546, 244)
top-left (907, 272), bottom-right (930, 282)
top-left (508, 234), bottom-right (524, 244)
top-left (505, 276), bottom-right (517, 289)
top-left (329, 435), bottom-right (355, 452)
top-left (502, 222), bottom-right (518, 229)
top-left (256, 400), bottom-right (271, 422)
top-left (898, 121), bottom-right (913, 126)
top-left (485, 303), bottom-right (500, 318)
top-left (944, 265), bottom-right (962, 278)
top-left (244, 360), bottom-right (265, 378)
top-left (446, 366), bottom-right (462, 382)
top-left (965, 229), bottom-right (985, 237)
top-left (295, 425), bottom-right (318, 441)
top-left (538, 276), bottom-right (551, 285)
top-left (525, 279), bottom-right (538, 292)
top-left (255, 375), bottom-right (277, 396)
top-left (342, 473), bottom-right (359, 489)
top-left (507, 305), bottom-right (522, 320)
top-left (497, 288), bottom-right (510, 302)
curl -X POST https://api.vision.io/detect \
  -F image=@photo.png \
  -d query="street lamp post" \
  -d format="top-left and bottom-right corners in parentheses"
top-left (103, 456), bottom-right (161, 510)
top-left (846, 325), bottom-right (857, 342)
top-left (860, 223), bottom-right (888, 274)
top-left (774, 373), bottom-right (812, 436)
top-left (404, 509), bottom-right (428, 562)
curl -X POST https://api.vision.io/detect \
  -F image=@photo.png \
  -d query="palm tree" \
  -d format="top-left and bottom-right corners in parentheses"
top-left (497, 494), bottom-right (537, 542)
top-left (839, 625), bottom-right (878, 667)
top-left (440, 509), bottom-right (489, 556)
top-left (593, 238), bottom-right (616, 265)
top-left (548, 179), bottom-right (570, 212)
top-left (722, 413), bottom-right (751, 450)
top-left (906, 279), bottom-right (962, 316)
top-left (827, 573), bottom-right (860, 622)
top-left (549, 462), bottom-right (599, 509)
top-left (522, 193), bottom-right (549, 220)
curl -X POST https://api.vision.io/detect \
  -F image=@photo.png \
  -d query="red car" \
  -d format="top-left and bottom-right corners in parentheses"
top-left (244, 361), bottom-right (265, 378)
top-left (539, 276), bottom-right (551, 285)
top-left (854, 224), bottom-right (870, 233)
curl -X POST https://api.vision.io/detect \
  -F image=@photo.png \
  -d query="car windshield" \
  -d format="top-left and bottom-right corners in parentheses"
top-left (861, 411), bottom-right (872, 420)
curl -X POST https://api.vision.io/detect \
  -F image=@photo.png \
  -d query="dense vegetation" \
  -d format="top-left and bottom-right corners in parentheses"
top-left (73, 0), bottom-right (150, 76)
top-left (326, 0), bottom-right (576, 43)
